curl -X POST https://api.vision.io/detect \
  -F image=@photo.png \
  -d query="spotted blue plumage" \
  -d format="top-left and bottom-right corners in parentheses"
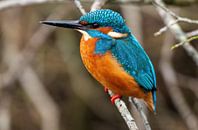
top-left (80, 9), bottom-right (157, 111)
top-left (80, 9), bottom-right (130, 33)
top-left (111, 35), bottom-right (157, 91)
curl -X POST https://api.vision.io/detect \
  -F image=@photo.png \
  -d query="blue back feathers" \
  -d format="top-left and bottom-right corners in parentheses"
top-left (80, 9), bottom-right (157, 110)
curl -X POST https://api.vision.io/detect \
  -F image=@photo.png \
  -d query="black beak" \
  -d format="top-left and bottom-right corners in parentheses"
top-left (40, 20), bottom-right (87, 30)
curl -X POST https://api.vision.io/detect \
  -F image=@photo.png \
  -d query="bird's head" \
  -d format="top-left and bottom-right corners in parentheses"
top-left (41, 9), bottom-right (130, 39)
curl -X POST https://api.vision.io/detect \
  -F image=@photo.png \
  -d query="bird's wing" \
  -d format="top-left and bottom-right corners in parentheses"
top-left (111, 35), bottom-right (156, 91)
top-left (88, 30), bottom-right (156, 91)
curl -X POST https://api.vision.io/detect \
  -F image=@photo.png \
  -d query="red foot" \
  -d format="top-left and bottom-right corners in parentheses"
top-left (111, 94), bottom-right (121, 104)
top-left (104, 87), bottom-right (108, 93)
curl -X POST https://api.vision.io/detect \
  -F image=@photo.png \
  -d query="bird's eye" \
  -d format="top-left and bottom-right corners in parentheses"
top-left (80, 21), bottom-right (88, 25)
top-left (92, 23), bottom-right (99, 28)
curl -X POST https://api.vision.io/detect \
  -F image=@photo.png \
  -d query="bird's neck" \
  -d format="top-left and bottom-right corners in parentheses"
top-left (80, 36), bottom-right (98, 55)
top-left (80, 29), bottom-right (131, 56)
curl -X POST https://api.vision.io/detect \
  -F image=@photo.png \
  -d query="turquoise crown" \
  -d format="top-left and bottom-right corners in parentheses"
top-left (80, 9), bottom-right (130, 33)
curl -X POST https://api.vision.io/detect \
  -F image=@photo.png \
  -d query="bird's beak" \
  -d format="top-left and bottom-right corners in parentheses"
top-left (40, 20), bottom-right (87, 30)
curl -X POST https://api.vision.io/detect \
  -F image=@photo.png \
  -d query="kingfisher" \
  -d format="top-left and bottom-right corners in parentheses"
top-left (41, 9), bottom-right (157, 112)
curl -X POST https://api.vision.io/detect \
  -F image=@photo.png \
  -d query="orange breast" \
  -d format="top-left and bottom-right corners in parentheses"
top-left (80, 36), bottom-right (148, 98)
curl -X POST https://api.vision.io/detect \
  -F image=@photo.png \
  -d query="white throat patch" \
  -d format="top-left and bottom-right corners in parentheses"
top-left (77, 30), bottom-right (92, 41)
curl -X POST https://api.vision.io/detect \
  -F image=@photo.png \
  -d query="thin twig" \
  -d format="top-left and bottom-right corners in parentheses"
top-left (171, 35), bottom-right (198, 50)
top-left (186, 29), bottom-right (198, 37)
top-left (153, 0), bottom-right (198, 66)
top-left (74, 0), bottom-right (86, 15)
top-left (90, 0), bottom-right (108, 11)
top-left (153, 1), bottom-right (198, 36)
top-left (154, 19), bottom-right (179, 36)
top-left (154, 1), bottom-right (198, 24)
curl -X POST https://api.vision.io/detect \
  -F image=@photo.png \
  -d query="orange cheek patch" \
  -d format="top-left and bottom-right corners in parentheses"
top-left (96, 27), bottom-right (112, 34)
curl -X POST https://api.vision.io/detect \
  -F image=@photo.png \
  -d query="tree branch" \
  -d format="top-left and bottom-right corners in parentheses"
top-left (74, 0), bottom-right (87, 15)
top-left (153, 0), bottom-right (198, 66)
top-left (108, 91), bottom-right (138, 130)
top-left (91, 0), bottom-right (108, 11)
top-left (129, 98), bottom-right (151, 130)
top-left (186, 29), bottom-right (198, 37)
top-left (153, 1), bottom-right (198, 36)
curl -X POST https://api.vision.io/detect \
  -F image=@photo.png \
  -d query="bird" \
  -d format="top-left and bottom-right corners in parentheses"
top-left (41, 9), bottom-right (157, 112)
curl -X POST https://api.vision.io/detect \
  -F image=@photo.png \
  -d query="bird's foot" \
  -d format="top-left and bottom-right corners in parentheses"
top-left (111, 94), bottom-right (121, 104)
top-left (104, 87), bottom-right (121, 104)
top-left (104, 87), bottom-right (109, 93)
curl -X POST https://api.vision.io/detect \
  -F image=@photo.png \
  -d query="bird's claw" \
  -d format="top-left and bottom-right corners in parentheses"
top-left (104, 87), bottom-right (121, 104)
top-left (111, 94), bottom-right (121, 104)
top-left (104, 87), bottom-right (109, 93)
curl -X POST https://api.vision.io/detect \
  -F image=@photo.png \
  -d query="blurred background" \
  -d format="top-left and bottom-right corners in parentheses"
top-left (0, 0), bottom-right (197, 130)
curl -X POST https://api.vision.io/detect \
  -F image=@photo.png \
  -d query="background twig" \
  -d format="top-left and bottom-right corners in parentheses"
top-left (153, 0), bottom-right (198, 66)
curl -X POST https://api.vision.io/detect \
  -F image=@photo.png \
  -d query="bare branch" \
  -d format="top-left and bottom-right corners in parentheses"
top-left (153, 0), bottom-right (198, 66)
top-left (91, 0), bottom-right (108, 11)
top-left (154, 1), bottom-right (198, 24)
top-left (153, 1), bottom-right (198, 36)
top-left (108, 91), bottom-right (139, 130)
top-left (74, 0), bottom-right (86, 15)
top-left (129, 98), bottom-right (151, 130)
top-left (171, 35), bottom-right (198, 50)
top-left (186, 29), bottom-right (198, 37)
top-left (154, 19), bottom-right (179, 36)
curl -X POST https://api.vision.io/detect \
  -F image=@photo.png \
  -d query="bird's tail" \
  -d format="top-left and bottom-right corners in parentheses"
top-left (144, 91), bottom-right (156, 113)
